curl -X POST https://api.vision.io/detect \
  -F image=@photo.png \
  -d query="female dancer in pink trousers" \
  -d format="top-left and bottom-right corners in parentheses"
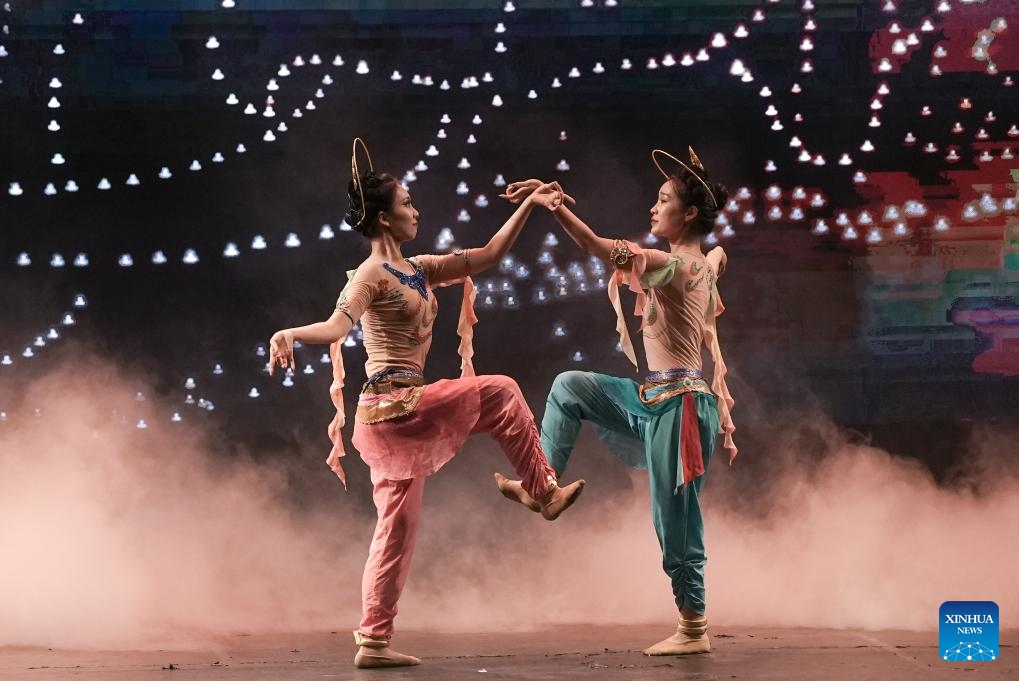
top-left (268, 139), bottom-right (584, 668)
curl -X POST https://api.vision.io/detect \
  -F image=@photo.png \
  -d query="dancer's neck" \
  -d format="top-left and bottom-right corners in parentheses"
top-left (370, 232), bottom-right (405, 263)
top-left (669, 237), bottom-right (703, 258)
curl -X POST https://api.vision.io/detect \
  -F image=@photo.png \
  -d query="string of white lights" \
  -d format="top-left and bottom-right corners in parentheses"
top-left (0, 292), bottom-right (87, 371)
top-left (5, 0), bottom-right (1019, 424)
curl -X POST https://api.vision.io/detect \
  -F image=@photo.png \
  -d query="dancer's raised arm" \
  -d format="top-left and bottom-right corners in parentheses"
top-left (505, 180), bottom-right (616, 261)
top-left (425, 182), bottom-right (566, 285)
top-left (463, 193), bottom-right (538, 274)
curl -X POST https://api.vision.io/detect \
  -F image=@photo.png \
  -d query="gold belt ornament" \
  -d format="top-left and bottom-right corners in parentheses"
top-left (638, 376), bottom-right (712, 406)
top-left (356, 375), bottom-right (426, 424)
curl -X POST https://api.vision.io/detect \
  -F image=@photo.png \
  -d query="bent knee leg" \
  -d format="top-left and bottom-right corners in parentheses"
top-left (480, 374), bottom-right (526, 404)
top-left (550, 370), bottom-right (598, 402)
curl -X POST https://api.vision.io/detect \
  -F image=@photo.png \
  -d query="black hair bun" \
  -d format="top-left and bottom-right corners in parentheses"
top-left (344, 171), bottom-right (398, 238)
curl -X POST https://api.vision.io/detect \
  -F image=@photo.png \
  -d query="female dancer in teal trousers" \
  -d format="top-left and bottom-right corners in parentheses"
top-left (497, 147), bottom-right (736, 656)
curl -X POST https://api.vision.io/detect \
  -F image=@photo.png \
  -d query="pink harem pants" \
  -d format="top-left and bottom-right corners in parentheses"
top-left (358, 375), bottom-right (556, 638)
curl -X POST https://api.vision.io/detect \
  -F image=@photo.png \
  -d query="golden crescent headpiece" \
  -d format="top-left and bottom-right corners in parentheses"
top-left (350, 137), bottom-right (375, 227)
top-left (651, 146), bottom-right (718, 209)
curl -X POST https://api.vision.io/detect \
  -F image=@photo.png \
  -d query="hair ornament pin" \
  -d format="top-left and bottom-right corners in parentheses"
top-left (687, 146), bottom-right (705, 172)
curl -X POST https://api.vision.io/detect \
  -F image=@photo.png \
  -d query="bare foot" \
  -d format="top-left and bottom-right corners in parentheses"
top-left (494, 472), bottom-right (540, 512)
top-left (538, 479), bottom-right (585, 521)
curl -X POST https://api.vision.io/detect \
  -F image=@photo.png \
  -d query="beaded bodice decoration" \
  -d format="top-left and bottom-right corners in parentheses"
top-left (382, 260), bottom-right (429, 300)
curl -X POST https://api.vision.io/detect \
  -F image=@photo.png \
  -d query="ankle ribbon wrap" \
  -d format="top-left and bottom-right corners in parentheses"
top-left (353, 631), bottom-right (390, 648)
top-left (678, 618), bottom-right (708, 637)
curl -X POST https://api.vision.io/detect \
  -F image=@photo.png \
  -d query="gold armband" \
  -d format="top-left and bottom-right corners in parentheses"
top-left (453, 247), bottom-right (472, 277)
top-left (609, 239), bottom-right (633, 267)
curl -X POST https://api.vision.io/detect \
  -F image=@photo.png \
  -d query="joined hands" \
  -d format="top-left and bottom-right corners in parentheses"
top-left (500, 179), bottom-right (576, 210)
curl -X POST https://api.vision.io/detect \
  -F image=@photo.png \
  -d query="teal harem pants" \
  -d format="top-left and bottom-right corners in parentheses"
top-left (540, 370), bottom-right (720, 615)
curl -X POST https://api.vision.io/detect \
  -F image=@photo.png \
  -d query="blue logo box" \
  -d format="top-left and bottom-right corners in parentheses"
top-left (940, 601), bottom-right (999, 662)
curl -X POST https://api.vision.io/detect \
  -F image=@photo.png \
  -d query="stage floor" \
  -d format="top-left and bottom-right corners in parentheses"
top-left (2, 625), bottom-right (1014, 680)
